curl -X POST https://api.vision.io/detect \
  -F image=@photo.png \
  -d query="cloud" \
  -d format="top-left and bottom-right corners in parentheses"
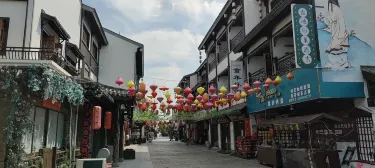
top-left (106, 0), bottom-right (164, 22)
top-left (128, 29), bottom-right (205, 92)
top-left (172, 0), bottom-right (225, 19)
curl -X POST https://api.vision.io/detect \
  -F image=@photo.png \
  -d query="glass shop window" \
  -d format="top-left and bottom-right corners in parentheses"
top-left (46, 110), bottom-right (64, 148)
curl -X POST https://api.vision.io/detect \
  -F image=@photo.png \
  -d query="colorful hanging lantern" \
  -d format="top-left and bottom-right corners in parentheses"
top-left (165, 91), bottom-right (171, 99)
top-left (142, 90), bottom-right (148, 95)
top-left (222, 99), bottom-right (228, 105)
top-left (218, 92), bottom-right (224, 98)
top-left (141, 103), bottom-right (147, 111)
top-left (184, 87), bottom-right (192, 95)
top-left (248, 89), bottom-right (255, 95)
top-left (227, 93), bottom-right (234, 100)
top-left (128, 87), bottom-right (136, 96)
top-left (92, 106), bottom-right (102, 130)
top-left (136, 92), bottom-right (144, 99)
top-left (210, 94), bottom-right (218, 101)
top-left (203, 93), bottom-right (209, 102)
top-left (197, 87), bottom-right (205, 95)
top-left (168, 104), bottom-right (173, 109)
top-left (231, 85), bottom-right (239, 92)
top-left (150, 84), bottom-right (158, 91)
top-left (194, 99), bottom-right (199, 105)
top-left (183, 104), bottom-right (189, 111)
top-left (187, 93), bottom-right (194, 100)
top-left (176, 95), bottom-right (184, 99)
top-left (240, 91), bottom-right (247, 99)
top-left (200, 99), bottom-right (205, 104)
top-left (166, 98), bottom-right (173, 104)
top-left (235, 92), bottom-right (241, 101)
top-left (115, 77), bottom-right (124, 86)
top-left (126, 80), bottom-right (135, 88)
top-left (243, 83), bottom-right (251, 91)
top-left (137, 102), bottom-right (143, 108)
top-left (104, 111), bottom-right (112, 130)
top-left (265, 78), bottom-right (273, 85)
top-left (274, 76), bottom-right (282, 85)
top-left (191, 104), bottom-right (197, 111)
top-left (286, 72), bottom-right (294, 80)
top-left (139, 81), bottom-right (146, 92)
top-left (147, 95), bottom-right (153, 99)
top-left (220, 86), bottom-right (228, 94)
top-left (160, 86), bottom-right (169, 91)
top-left (157, 96), bottom-right (164, 103)
top-left (151, 91), bottom-right (157, 98)
top-left (209, 85), bottom-right (216, 94)
top-left (253, 81), bottom-right (261, 88)
top-left (197, 103), bottom-right (203, 109)
top-left (145, 99), bottom-right (150, 106)
top-left (160, 102), bottom-right (166, 109)
top-left (186, 99), bottom-right (191, 104)
top-left (177, 98), bottom-right (185, 104)
top-left (263, 84), bottom-right (270, 90)
top-left (196, 95), bottom-right (203, 101)
top-left (174, 87), bottom-right (181, 94)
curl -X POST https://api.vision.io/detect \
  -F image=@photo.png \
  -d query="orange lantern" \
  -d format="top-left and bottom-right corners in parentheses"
top-left (160, 102), bottom-right (166, 109)
top-left (265, 78), bottom-right (273, 85)
top-left (136, 92), bottom-right (144, 99)
top-left (141, 103), bottom-right (147, 111)
top-left (92, 106), bottom-right (102, 130)
top-left (174, 87), bottom-right (181, 94)
top-left (139, 81), bottom-right (146, 93)
top-left (286, 72), bottom-right (294, 80)
top-left (104, 111), bottom-right (112, 129)
top-left (203, 93), bottom-right (209, 102)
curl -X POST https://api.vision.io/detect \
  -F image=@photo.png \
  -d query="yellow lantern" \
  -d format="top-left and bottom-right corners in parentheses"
top-left (126, 80), bottom-right (135, 88)
top-left (197, 87), bottom-right (205, 95)
top-left (147, 95), bottom-right (153, 99)
top-left (203, 93), bottom-right (209, 102)
top-left (222, 99), bottom-right (228, 105)
top-left (197, 103), bottom-right (203, 109)
top-left (174, 87), bottom-right (181, 94)
top-left (220, 86), bottom-right (228, 94)
top-left (165, 91), bottom-right (171, 99)
top-left (275, 76), bottom-right (282, 84)
top-left (194, 99), bottom-right (199, 105)
top-left (218, 92), bottom-right (224, 98)
top-left (240, 91), bottom-right (247, 98)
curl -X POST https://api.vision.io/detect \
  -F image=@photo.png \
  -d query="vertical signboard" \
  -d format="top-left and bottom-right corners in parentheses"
top-left (244, 118), bottom-right (251, 137)
top-left (230, 61), bottom-right (244, 87)
top-left (80, 101), bottom-right (91, 158)
top-left (292, 4), bottom-right (319, 68)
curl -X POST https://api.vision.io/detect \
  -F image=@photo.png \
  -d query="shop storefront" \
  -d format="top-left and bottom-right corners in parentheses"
top-left (216, 116), bottom-right (231, 152)
top-left (209, 118), bottom-right (218, 147)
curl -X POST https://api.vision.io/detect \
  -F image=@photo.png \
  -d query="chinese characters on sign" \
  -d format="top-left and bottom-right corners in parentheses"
top-left (80, 101), bottom-right (91, 158)
top-left (230, 61), bottom-right (244, 87)
top-left (257, 88), bottom-right (282, 104)
top-left (288, 84), bottom-right (312, 103)
top-left (291, 4), bottom-right (319, 68)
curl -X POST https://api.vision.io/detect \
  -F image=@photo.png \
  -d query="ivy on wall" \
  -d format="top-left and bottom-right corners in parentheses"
top-left (0, 64), bottom-right (84, 168)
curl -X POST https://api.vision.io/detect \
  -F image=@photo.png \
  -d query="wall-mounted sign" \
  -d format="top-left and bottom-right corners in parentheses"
top-left (80, 101), bottom-right (91, 158)
top-left (230, 61), bottom-right (244, 87)
top-left (42, 98), bottom-right (61, 112)
top-left (244, 118), bottom-right (251, 137)
top-left (256, 88), bottom-right (281, 103)
top-left (291, 4), bottom-right (319, 68)
top-left (216, 116), bottom-right (230, 124)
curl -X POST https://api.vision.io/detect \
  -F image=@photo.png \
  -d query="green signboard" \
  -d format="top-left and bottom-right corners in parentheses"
top-left (292, 4), bottom-right (319, 68)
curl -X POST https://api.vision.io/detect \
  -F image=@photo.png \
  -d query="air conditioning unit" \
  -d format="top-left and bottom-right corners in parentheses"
top-left (76, 158), bottom-right (106, 168)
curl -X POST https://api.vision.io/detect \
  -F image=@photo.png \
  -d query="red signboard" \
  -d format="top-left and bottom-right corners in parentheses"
top-left (80, 101), bottom-right (91, 158)
top-left (244, 118), bottom-right (251, 137)
top-left (42, 98), bottom-right (61, 112)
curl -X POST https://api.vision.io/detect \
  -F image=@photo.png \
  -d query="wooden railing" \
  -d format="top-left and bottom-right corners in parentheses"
top-left (230, 29), bottom-right (245, 50)
top-left (276, 53), bottom-right (295, 76)
top-left (209, 59), bottom-right (216, 72)
top-left (0, 47), bottom-right (78, 75)
top-left (218, 45), bottom-right (229, 63)
top-left (80, 41), bottom-right (99, 75)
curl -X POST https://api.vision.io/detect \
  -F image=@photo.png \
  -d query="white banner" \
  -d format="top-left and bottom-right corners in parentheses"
top-left (230, 60), bottom-right (244, 87)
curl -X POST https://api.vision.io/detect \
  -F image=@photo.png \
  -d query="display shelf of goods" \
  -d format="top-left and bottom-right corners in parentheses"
top-left (0, 64), bottom-right (84, 168)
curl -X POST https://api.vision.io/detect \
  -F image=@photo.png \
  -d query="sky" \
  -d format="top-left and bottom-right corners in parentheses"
top-left (83, 0), bottom-right (226, 93)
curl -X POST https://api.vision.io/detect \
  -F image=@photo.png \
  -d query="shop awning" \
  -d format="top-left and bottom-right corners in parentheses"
top-left (361, 66), bottom-right (375, 81)
top-left (41, 12), bottom-right (70, 40)
top-left (220, 103), bottom-right (246, 114)
top-left (260, 113), bottom-right (342, 125)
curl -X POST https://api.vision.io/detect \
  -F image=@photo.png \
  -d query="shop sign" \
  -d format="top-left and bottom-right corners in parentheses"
top-left (292, 4), bottom-right (319, 68)
top-left (244, 118), bottom-right (251, 137)
top-left (230, 61), bottom-right (244, 87)
top-left (80, 101), bottom-right (91, 158)
top-left (216, 116), bottom-right (230, 124)
top-left (42, 98), bottom-right (61, 112)
top-left (274, 124), bottom-right (305, 130)
top-left (228, 113), bottom-right (245, 122)
top-left (257, 88), bottom-right (281, 104)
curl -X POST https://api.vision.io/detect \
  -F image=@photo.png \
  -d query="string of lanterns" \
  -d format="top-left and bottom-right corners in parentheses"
top-left (113, 71), bottom-right (294, 116)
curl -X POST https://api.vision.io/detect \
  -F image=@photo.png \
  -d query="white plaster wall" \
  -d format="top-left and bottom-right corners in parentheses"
top-left (208, 69), bottom-right (216, 82)
top-left (0, 1), bottom-right (27, 47)
top-left (218, 76), bottom-right (229, 90)
top-left (190, 74), bottom-right (198, 88)
top-left (272, 37), bottom-right (294, 58)
top-left (30, 0), bottom-right (81, 47)
top-left (228, 26), bottom-right (242, 40)
top-left (99, 31), bottom-right (139, 88)
top-left (230, 122), bottom-right (235, 150)
top-left (218, 124), bottom-right (221, 149)
top-left (243, 0), bottom-right (266, 34)
top-left (272, 14), bottom-right (292, 35)
top-left (217, 57), bottom-right (228, 74)
top-left (246, 37), bottom-right (268, 55)
top-left (247, 56), bottom-right (265, 74)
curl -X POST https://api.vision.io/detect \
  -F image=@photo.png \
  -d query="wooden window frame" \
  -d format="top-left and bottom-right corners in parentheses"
top-left (82, 24), bottom-right (90, 48)
top-left (92, 41), bottom-right (99, 61)
top-left (0, 17), bottom-right (10, 55)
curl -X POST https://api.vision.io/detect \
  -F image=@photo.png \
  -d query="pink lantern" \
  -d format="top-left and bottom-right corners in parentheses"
top-left (187, 93), bottom-right (194, 100)
top-left (210, 94), bottom-right (218, 101)
top-left (227, 93), bottom-right (234, 100)
top-left (177, 98), bottom-right (185, 104)
top-left (209, 85), bottom-right (216, 94)
top-left (248, 89), bottom-right (255, 95)
top-left (253, 81), bottom-right (261, 88)
top-left (184, 87), bottom-right (192, 95)
top-left (128, 87), bottom-right (136, 96)
top-left (200, 99), bottom-right (205, 104)
top-left (191, 104), bottom-right (197, 111)
top-left (231, 85), bottom-right (239, 92)
top-left (186, 99), bottom-right (191, 104)
top-left (243, 83), bottom-right (251, 91)
top-left (166, 98), bottom-right (173, 104)
top-left (196, 95), bottom-right (203, 101)
top-left (115, 77), bottom-right (124, 86)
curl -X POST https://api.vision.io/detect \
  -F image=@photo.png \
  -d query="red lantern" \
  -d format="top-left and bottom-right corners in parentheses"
top-left (137, 102), bottom-right (143, 108)
top-left (142, 90), bottom-right (148, 95)
top-left (92, 106), bottom-right (102, 130)
top-left (157, 96), bottom-right (164, 103)
top-left (243, 82), bottom-right (251, 91)
top-left (141, 103), bottom-right (147, 111)
top-left (186, 99), bottom-right (191, 104)
top-left (151, 91), bottom-right (157, 98)
top-left (263, 84), bottom-right (270, 90)
top-left (210, 94), bottom-right (218, 101)
top-left (209, 85), bottom-right (216, 94)
top-left (104, 111), bottom-right (112, 129)
top-left (115, 77), bottom-right (124, 86)
top-left (160, 102), bottom-right (166, 109)
top-left (227, 93), bottom-right (234, 100)
top-left (159, 86), bottom-right (169, 91)
top-left (145, 99), bottom-right (150, 106)
top-left (177, 98), bottom-right (185, 104)
top-left (128, 87), bottom-right (136, 96)
top-left (184, 87), bottom-right (192, 95)
top-left (191, 104), bottom-right (197, 111)
top-left (187, 93), bottom-right (194, 100)
top-left (150, 84), bottom-right (158, 91)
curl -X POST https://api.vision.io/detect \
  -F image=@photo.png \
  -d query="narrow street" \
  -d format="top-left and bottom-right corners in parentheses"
top-left (119, 137), bottom-right (267, 168)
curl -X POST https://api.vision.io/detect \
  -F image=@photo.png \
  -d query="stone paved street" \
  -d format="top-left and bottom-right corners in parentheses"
top-left (119, 137), bottom-right (268, 168)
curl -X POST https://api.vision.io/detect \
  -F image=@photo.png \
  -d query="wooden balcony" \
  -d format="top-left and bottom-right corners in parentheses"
top-left (218, 45), bottom-right (229, 63)
top-left (80, 41), bottom-right (99, 75)
top-left (209, 59), bottom-right (216, 72)
top-left (230, 29), bottom-right (245, 50)
top-left (0, 47), bottom-right (79, 75)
